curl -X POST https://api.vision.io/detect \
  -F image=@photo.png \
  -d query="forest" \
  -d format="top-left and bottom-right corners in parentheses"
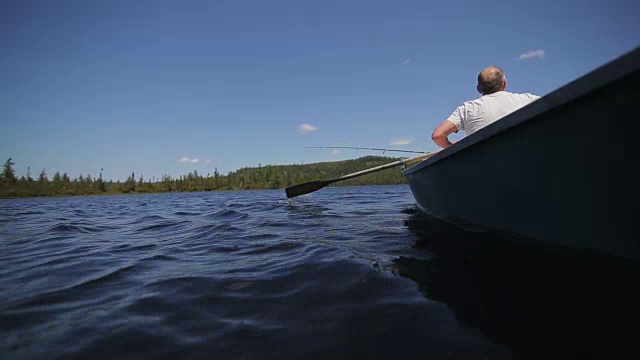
top-left (0, 156), bottom-right (412, 198)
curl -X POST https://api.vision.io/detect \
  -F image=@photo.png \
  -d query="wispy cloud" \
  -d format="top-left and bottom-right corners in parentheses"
top-left (331, 149), bottom-right (340, 154)
top-left (518, 49), bottom-right (545, 61)
top-left (178, 156), bottom-right (204, 164)
top-left (206, 159), bottom-right (212, 164)
top-left (401, 58), bottom-right (411, 65)
top-left (298, 123), bottom-right (318, 134)
top-left (390, 138), bottom-right (413, 146)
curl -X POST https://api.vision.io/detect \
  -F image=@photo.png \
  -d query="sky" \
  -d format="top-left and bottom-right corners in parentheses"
top-left (1, 0), bottom-right (639, 181)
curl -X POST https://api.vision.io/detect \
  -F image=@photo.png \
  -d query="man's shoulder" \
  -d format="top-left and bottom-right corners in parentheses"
top-left (506, 91), bottom-right (541, 101)
top-left (455, 91), bottom-right (541, 111)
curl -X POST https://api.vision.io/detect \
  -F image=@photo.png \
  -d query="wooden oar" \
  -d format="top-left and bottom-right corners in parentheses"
top-left (285, 151), bottom-right (439, 198)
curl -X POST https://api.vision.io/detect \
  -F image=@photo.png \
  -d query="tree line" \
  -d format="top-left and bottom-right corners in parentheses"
top-left (0, 156), bottom-right (409, 198)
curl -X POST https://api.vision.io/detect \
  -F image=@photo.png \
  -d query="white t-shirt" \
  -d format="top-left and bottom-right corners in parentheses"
top-left (446, 91), bottom-right (540, 135)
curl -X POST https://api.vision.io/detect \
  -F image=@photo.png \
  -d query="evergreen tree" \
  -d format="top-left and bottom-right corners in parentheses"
top-left (38, 169), bottom-right (48, 183)
top-left (98, 168), bottom-right (106, 192)
top-left (52, 172), bottom-right (62, 194)
top-left (3, 158), bottom-right (16, 183)
top-left (123, 172), bottom-right (136, 193)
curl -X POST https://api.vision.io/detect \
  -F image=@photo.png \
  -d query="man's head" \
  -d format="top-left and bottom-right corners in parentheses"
top-left (477, 66), bottom-right (507, 95)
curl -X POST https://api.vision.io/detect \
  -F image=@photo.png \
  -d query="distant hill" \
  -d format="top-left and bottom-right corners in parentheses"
top-left (226, 155), bottom-right (408, 190)
top-left (1, 155), bottom-right (411, 197)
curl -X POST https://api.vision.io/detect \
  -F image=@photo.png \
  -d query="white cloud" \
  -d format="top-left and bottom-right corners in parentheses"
top-left (401, 58), bottom-right (411, 65)
top-left (331, 149), bottom-right (340, 154)
top-left (179, 156), bottom-right (206, 164)
top-left (518, 49), bottom-right (545, 61)
top-left (390, 138), bottom-right (413, 146)
top-left (206, 159), bottom-right (212, 163)
top-left (298, 123), bottom-right (318, 134)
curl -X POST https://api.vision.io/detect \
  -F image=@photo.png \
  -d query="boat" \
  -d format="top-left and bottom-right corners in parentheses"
top-left (402, 45), bottom-right (640, 262)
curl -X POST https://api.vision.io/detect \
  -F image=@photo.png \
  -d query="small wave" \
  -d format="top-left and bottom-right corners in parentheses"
top-left (16, 210), bottom-right (45, 215)
top-left (238, 241), bottom-right (304, 255)
top-left (237, 233), bottom-right (279, 241)
top-left (126, 215), bottom-right (167, 225)
top-left (134, 220), bottom-right (190, 232)
top-left (225, 200), bottom-right (281, 212)
top-left (62, 264), bottom-right (139, 290)
top-left (145, 275), bottom-right (216, 291)
top-left (186, 223), bottom-right (241, 241)
top-left (261, 221), bottom-right (292, 228)
top-left (129, 243), bottom-right (159, 251)
top-left (65, 326), bottom-right (178, 359)
top-left (211, 246), bottom-right (241, 253)
top-left (142, 254), bottom-right (177, 262)
top-left (222, 201), bottom-right (247, 209)
top-left (332, 194), bottom-right (365, 201)
top-left (18, 264), bottom-right (138, 308)
top-left (202, 209), bottom-right (248, 221)
top-left (31, 255), bottom-right (74, 268)
top-left (33, 235), bottom-right (74, 244)
top-left (349, 210), bottom-right (376, 216)
top-left (46, 223), bottom-right (100, 234)
top-left (135, 222), bottom-right (176, 232)
top-left (124, 292), bottom-right (178, 315)
top-left (174, 211), bottom-right (200, 216)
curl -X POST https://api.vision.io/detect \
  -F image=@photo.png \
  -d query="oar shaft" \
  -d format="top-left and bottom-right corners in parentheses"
top-left (331, 152), bottom-right (436, 182)
top-left (305, 146), bottom-right (426, 154)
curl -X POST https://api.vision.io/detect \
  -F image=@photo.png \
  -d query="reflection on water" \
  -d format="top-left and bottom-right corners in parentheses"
top-left (399, 210), bottom-right (639, 359)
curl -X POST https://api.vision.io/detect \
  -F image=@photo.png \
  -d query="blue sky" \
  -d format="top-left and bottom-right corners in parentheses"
top-left (1, 0), bottom-right (638, 181)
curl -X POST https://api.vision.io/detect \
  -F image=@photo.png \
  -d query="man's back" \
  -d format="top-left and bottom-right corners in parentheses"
top-left (447, 91), bottom-right (540, 135)
top-left (431, 66), bottom-right (541, 149)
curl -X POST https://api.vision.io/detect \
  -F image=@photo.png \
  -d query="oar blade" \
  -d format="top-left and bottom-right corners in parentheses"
top-left (285, 180), bottom-right (330, 198)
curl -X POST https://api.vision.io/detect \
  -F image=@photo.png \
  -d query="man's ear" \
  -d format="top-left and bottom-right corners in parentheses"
top-left (476, 85), bottom-right (482, 94)
top-left (502, 80), bottom-right (507, 90)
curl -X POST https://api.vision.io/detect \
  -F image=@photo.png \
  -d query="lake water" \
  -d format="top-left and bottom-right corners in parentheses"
top-left (1, 185), bottom-right (638, 359)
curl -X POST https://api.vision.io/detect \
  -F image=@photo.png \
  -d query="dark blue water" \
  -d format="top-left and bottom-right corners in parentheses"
top-left (1, 185), bottom-right (638, 359)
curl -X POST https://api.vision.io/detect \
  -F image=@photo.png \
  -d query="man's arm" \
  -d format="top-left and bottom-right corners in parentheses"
top-left (431, 120), bottom-right (458, 148)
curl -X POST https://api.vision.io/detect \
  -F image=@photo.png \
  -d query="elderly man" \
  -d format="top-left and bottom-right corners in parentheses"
top-left (432, 66), bottom-right (540, 148)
